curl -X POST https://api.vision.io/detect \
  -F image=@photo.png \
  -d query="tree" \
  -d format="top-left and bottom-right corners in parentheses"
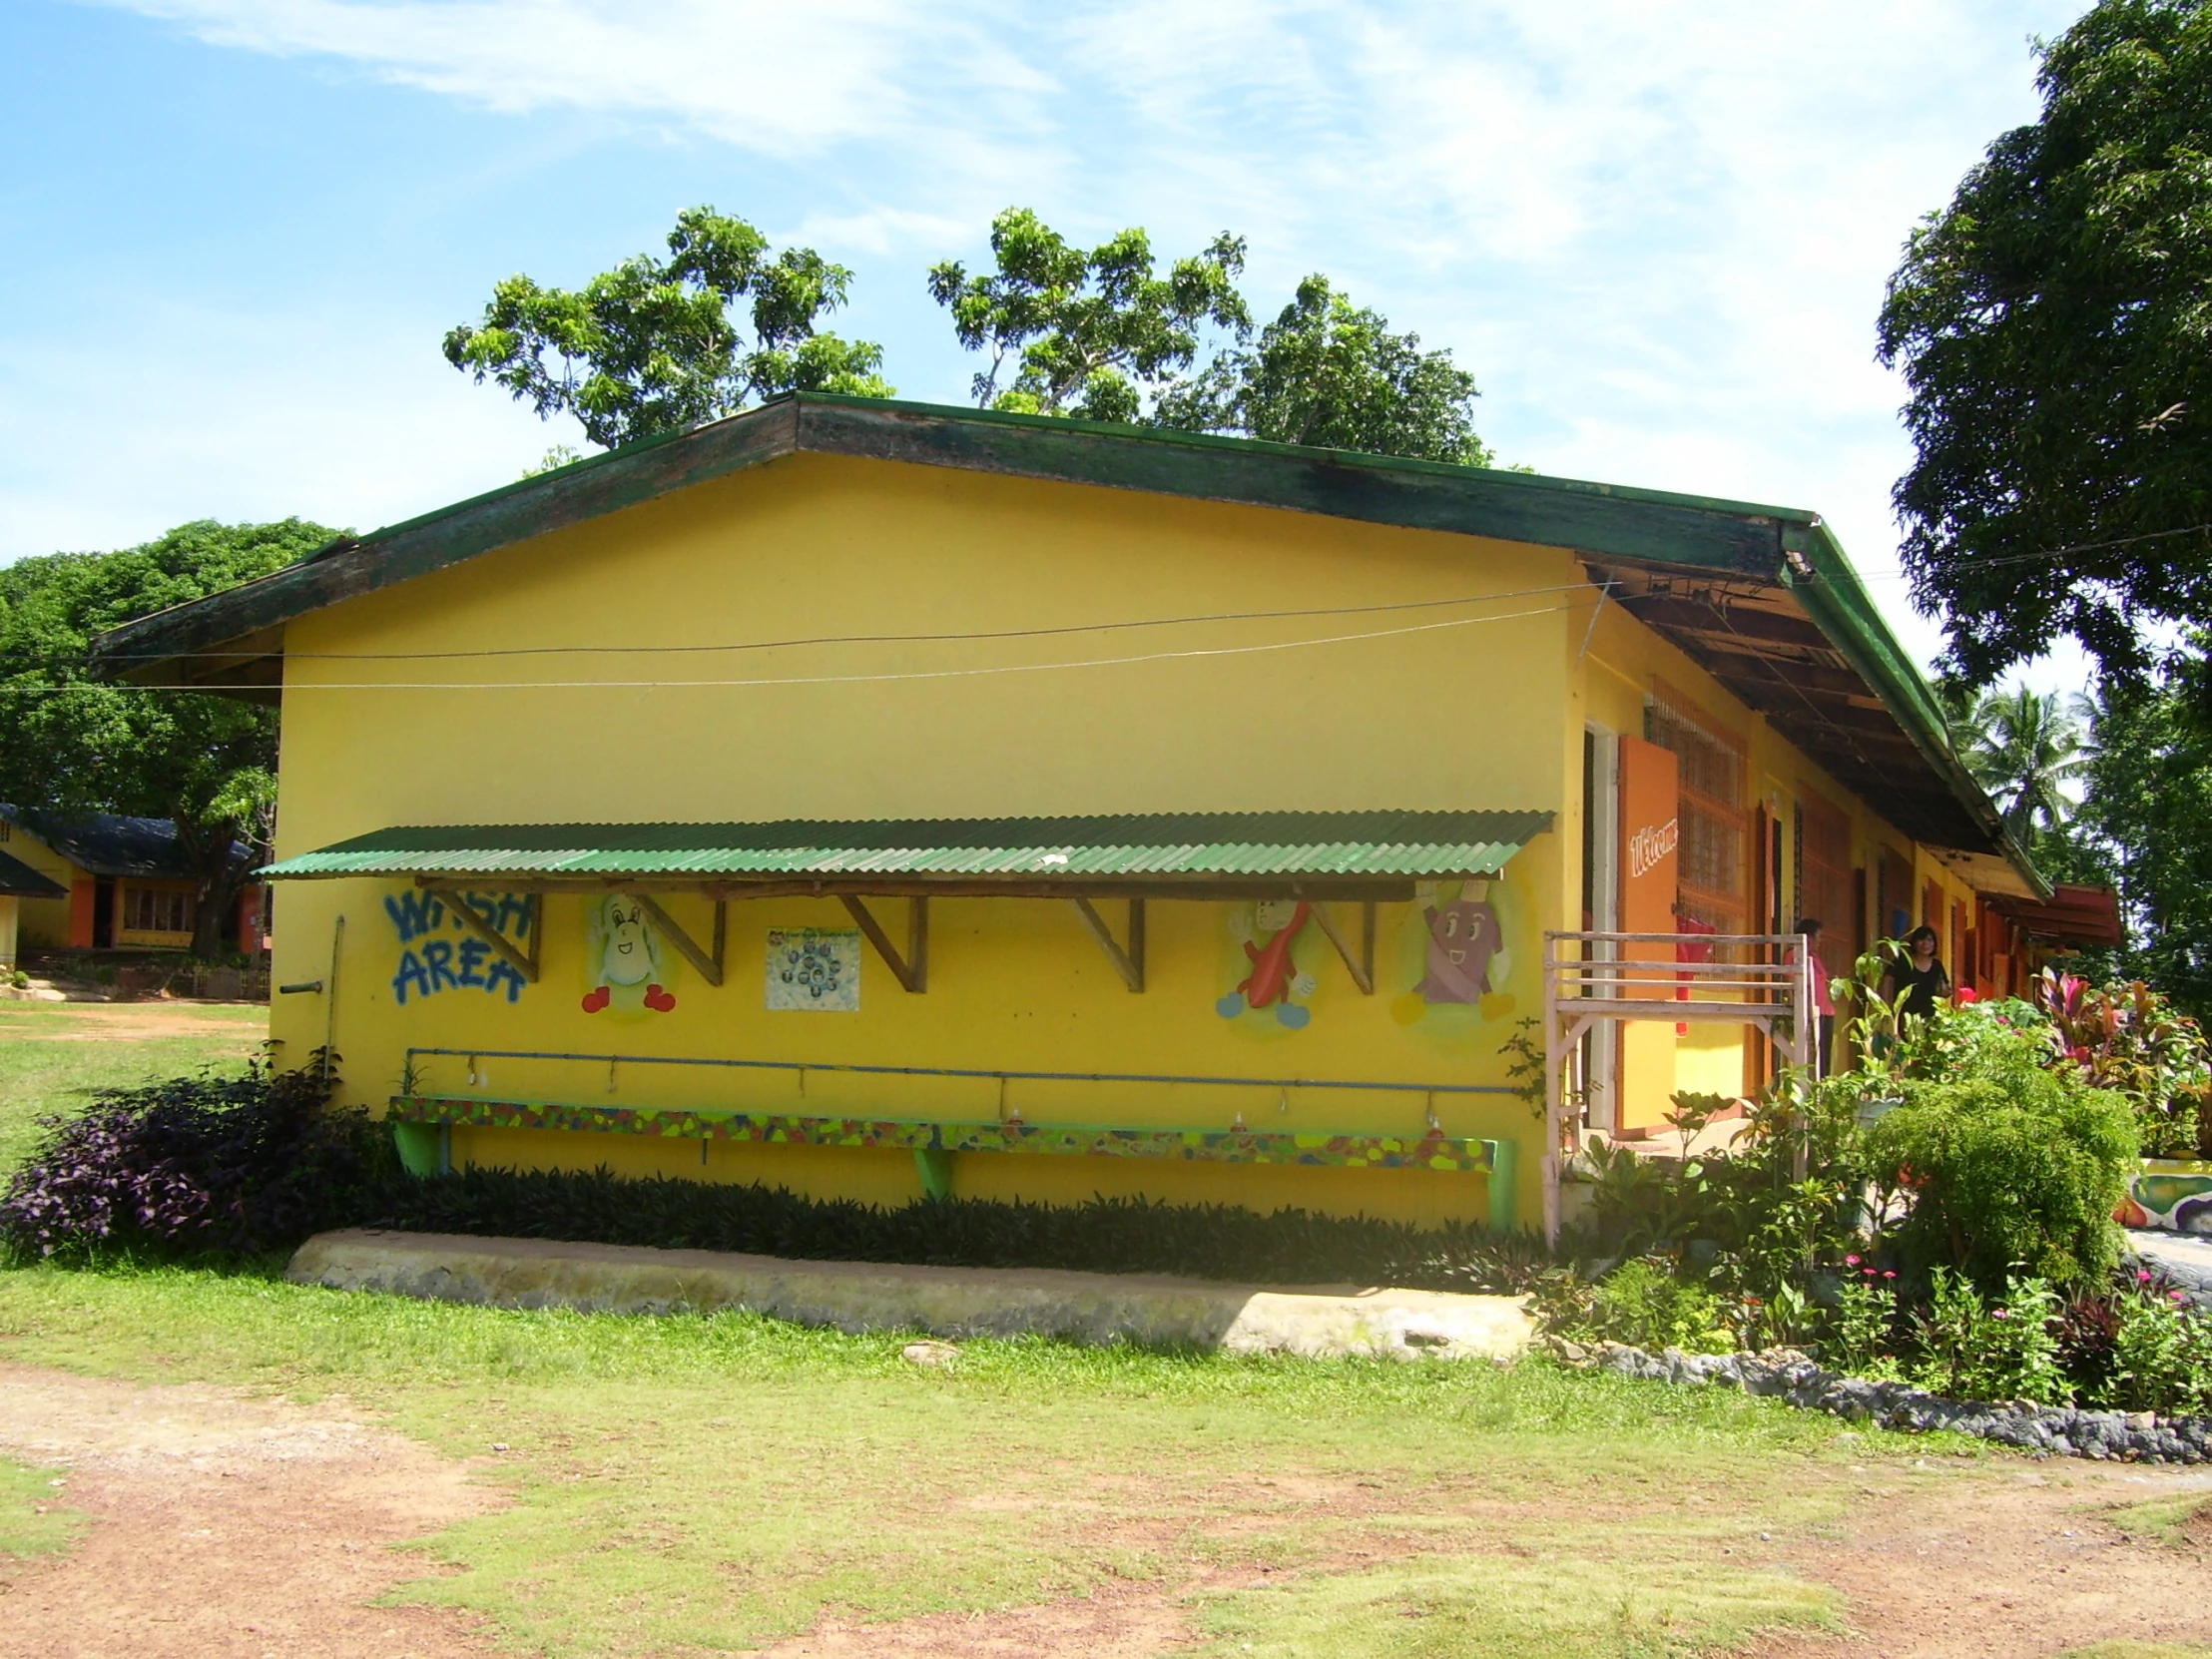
top-left (926, 208), bottom-right (1250, 421)
top-left (1944, 683), bottom-right (2092, 839)
top-left (1878, 0), bottom-right (2212, 686)
top-left (0, 519), bottom-right (339, 957)
top-left (1154, 275), bottom-right (1493, 464)
top-left (2072, 660), bottom-right (2212, 1018)
top-left (446, 207), bottom-right (893, 450)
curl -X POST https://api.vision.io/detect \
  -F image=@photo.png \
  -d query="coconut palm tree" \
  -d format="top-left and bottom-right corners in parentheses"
top-left (1946, 684), bottom-right (2091, 839)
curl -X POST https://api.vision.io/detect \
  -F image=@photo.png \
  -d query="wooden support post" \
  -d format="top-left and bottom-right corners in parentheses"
top-left (1071, 896), bottom-right (1144, 991)
top-left (429, 886), bottom-right (539, 984)
top-left (1311, 902), bottom-right (1375, 994)
top-left (841, 894), bottom-right (926, 992)
top-left (628, 892), bottom-right (726, 986)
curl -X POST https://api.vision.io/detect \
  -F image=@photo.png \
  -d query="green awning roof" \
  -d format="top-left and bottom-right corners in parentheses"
top-left (260, 811), bottom-right (1551, 882)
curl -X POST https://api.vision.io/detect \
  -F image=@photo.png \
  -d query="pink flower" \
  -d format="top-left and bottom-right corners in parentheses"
top-left (2173, 1291), bottom-right (2189, 1303)
top-left (1883, 1271), bottom-right (1897, 1280)
top-left (2140, 1270), bottom-right (2155, 1283)
top-left (1846, 1254), bottom-right (1862, 1267)
top-left (1992, 1309), bottom-right (2008, 1320)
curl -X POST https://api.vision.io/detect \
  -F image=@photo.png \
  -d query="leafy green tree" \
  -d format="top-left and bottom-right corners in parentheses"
top-left (0, 519), bottom-right (338, 956)
top-left (446, 207), bottom-right (893, 450)
top-left (926, 208), bottom-right (1249, 421)
top-left (1878, 0), bottom-right (2212, 684)
top-left (2073, 659), bottom-right (2212, 1017)
top-left (1154, 275), bottom-right (1493, 464)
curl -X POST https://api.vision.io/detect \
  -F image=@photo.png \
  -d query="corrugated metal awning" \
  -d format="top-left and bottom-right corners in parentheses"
top-left (260, 810), bottom-right (1551, 884)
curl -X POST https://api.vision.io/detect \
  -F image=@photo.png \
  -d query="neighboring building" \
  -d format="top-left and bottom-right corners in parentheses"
top-left (0, 849), bottom-right (68, 972)
top-left (94, 394), bottom-right (2115, 1234)
top-left (0, 805), bottom-right (260, 953)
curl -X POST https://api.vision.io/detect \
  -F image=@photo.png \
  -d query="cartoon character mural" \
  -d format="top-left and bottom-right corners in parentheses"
top-left (582, 894), bottom-right (677, 1015)
top-left (1392, 878), bottom-right (1517, 1026)
top-left (1218, 898), bottom-right (1320, 1028)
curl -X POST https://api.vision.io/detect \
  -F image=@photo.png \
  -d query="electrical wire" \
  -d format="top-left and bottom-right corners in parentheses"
top-left (3, 598), bottom-right (1584, 694)
top-left (90, 579), bottom-right (1594, 663)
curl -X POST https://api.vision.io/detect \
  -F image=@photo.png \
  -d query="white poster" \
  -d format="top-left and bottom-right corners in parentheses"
top-left (766, 927), bottom-right (861, 1011)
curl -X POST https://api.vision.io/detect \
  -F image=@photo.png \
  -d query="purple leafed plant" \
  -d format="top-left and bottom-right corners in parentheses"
top-left (0, 1056), bottom-right (392, 1260)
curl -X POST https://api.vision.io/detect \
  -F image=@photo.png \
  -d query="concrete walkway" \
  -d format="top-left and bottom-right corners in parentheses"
top-left (287, 1229), bottom-right (1533, 1362)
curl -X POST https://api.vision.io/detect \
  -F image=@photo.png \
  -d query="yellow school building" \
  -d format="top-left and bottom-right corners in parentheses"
top-left (97, 394), bottom-right (2089, 1236)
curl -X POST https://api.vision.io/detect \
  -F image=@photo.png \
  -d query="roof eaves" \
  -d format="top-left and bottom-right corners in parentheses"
top-left (92, 393), bottom-right (1808, 681)
top-left (1781, 520), bottom-right (2049, 898)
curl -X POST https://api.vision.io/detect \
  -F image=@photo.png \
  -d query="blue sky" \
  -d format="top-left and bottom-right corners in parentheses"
top-left (1, 0), bottom-right (2088, 675)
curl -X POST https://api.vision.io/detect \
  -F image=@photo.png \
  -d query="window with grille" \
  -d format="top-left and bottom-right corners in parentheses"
top-left (1648, 683), bottom-right (1746, 930)
top-left (123, 886), bottom-right (193, 934)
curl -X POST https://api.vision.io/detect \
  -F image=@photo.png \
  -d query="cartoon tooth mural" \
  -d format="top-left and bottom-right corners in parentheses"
top-left (1393, 878), bottom-right (1517, 1025)
top-left (582, 894), bottom-right (677, 1015)
top-left (1417, 880), bottom-right (1509, 1005)
top-left (1218, 898), bottom-right (1319, 1028)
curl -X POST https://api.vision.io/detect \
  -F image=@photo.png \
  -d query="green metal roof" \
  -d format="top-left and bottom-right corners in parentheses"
top-left (85, 390), bottom-right (2031, 880)
top-left (260, 810), bottom-right (1551, 881)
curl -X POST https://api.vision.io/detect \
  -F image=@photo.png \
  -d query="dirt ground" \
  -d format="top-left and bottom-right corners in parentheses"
top-left (0, 1365), bottom-right (503, 1659)
top-left (0, 1005), bottom-right (266, 1041)
top-left (3, 1362), bottom-right (2212, 1658)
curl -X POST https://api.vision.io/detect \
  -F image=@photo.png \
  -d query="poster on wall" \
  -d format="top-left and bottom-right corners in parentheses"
top-left (767, 927), bottom-right (860, 1011)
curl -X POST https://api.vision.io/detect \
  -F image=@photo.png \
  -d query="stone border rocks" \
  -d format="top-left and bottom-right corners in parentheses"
top-left (1553, 1340), bottom-right (2212, 1464)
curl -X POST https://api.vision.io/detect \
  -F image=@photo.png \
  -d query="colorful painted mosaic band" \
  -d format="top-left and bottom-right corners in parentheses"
top-left (389, 1095), bottom-right (1500, 1171)
top-left (2122, 1160), bottom-right (2212, 1234)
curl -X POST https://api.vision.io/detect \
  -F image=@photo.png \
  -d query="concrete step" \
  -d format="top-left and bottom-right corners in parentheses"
top-left (287, 1229), bottom-right (1533, 1362)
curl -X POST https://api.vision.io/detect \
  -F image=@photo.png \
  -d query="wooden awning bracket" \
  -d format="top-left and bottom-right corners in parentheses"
top-left (1071, 896), bottom-right (1145, 992)
top-left (429, 885), bottom-right (542, 984)
top-left (627, 891), bottom-right (727, 988)
top-left (1311, 900), bottom-right (1377, 995)
top-left (841, 894), bottom-right (927, 992)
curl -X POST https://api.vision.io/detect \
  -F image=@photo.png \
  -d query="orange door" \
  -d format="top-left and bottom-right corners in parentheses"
top-left (1617, 735), bottom-right (1680, 1130)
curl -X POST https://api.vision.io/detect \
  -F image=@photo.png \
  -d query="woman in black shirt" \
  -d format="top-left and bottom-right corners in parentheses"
top-left (1881, 924), bottom-right (1951, 1023)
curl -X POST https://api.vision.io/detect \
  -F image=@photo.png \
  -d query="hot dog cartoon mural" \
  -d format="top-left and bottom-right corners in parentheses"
top-left (1217, 898), bottom-right (1320, 1028)
top-left (582, 894), bottom-right (678, 1016)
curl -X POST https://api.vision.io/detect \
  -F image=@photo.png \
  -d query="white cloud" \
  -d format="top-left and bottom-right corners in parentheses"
top-left (65, 0), bottom-right (2090, 682)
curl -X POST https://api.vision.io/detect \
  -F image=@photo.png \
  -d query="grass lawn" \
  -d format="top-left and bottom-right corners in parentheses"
top-left (0, 1259), bottom-right (1870, 1657)
top-left (0, 999), bottom-right (264, 1173)
top-left (0, 1003), bottom-right (2184, 1657)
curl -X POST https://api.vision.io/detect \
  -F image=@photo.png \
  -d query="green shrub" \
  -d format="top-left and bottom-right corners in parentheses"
top-left (1537, 1257), bottom-right (1732, 1353)
top-left (1860, 1025), bottom-right (2133, 1293)
top-left (1823, 1269), bottom-right (1905, 1381)
top-left (2106, 1284), bottom-right (2212, 1415)
top-left (1909, 1269), bottom-right (2064, 1404)
top-left (371, 1162), bottom-right (1550, 1293)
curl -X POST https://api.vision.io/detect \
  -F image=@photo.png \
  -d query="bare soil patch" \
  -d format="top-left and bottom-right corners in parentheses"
top-left (0, 1004), bottom-right (265, 1041)
top-left (0, 1364), bottom-right (503, 1659)
top-left (1752, 1459), bottom-right (2212, 1659)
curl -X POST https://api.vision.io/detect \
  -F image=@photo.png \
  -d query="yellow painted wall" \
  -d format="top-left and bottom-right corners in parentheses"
top-left (261, 448), bottom-right (2001, 1217)
top-left (1, 827), bottom-right (79, 948)
top-left (269, 453), bottom-right (1577, 1226)
top-left (0, 895), bottom-right (17, 970)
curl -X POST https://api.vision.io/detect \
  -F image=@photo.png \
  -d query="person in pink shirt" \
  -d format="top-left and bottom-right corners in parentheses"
top-left (1788, 917), bottom-right (1837, 1076)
